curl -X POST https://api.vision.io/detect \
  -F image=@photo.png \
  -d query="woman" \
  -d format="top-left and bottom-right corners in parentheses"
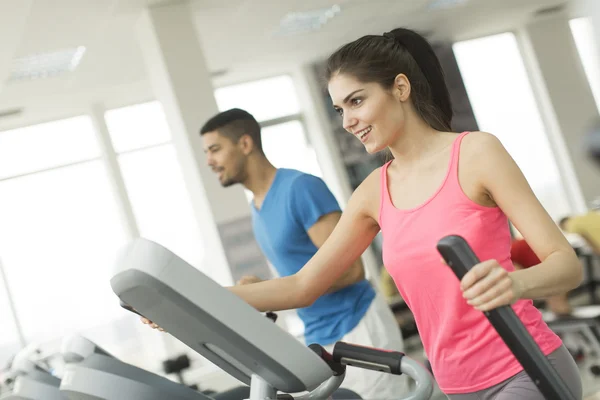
top-left (146, 28), bottom-right (583, 399)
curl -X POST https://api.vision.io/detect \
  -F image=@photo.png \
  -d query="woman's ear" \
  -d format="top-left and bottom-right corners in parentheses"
top-left (394, 73), bottom-right (411, 102)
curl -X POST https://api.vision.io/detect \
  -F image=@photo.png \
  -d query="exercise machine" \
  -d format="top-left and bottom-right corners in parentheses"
top-left (0, 345), bottom-right (66, 400)
top-left (59, 334), bottom-right (211, 400)
top-left (108, 237), bottom-right (434, 400)
top-left (437, 235), bottom-right (578, 400)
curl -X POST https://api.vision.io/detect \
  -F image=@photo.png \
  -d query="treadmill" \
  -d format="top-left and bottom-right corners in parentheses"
top-left (0, 346), bottom-right (66, 400)
top-left (106, 238), bottom-right (434, 400)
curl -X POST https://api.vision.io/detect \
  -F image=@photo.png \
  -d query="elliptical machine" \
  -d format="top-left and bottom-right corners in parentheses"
top-left (108, 235), bottom-right (580, 400)
top-left (102, 238), bottom-right (434, 400)
top-left (0, 344), bottom-right (66, 400)
top-left (59, 334), bottom-right (211, 400)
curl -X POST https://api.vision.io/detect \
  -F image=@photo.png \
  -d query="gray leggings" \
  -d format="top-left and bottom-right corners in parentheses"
top-left (446, 345), bottom-right (582, 400)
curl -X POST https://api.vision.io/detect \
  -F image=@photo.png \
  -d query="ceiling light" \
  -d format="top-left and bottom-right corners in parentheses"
top-left (275, 4), bottom-right (342, 36)
top-left (9, 46), bottom-right (87, 82)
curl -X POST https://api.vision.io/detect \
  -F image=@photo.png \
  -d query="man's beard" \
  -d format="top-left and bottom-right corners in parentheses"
top-left (220, 173), bottom-right (241, 187)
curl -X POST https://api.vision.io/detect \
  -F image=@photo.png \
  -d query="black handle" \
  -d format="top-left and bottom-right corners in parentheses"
top-left (436, 235), bottom-right (480, 281)
top-left (308, 344), bottom-right (346, 376)
top-left (332, 342), bottom-right (404, 375)
top-left (265, 311), bottom-right (278, 323)
top-left (436, 235), bottom-right (576, 400)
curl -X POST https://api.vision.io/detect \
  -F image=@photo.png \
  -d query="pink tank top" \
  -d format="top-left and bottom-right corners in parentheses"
top-left (379, 131), bottom-right (562, 394)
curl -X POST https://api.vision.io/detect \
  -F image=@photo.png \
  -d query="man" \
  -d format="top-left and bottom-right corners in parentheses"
top-left (200, 108), bottom-right (407, 399)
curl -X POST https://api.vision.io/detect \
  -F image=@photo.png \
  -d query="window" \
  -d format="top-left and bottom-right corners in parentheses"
top-left (104, 102), bottom-right (172, 153)
top-left (118, 145), bottom-right (204, 267)
top-left (0, 161), bottom-right (130, 344)
top-left (105, 102), bottom-right (205, 269)
top-left (453, 32), bottom-right (571, 220)
top-left (261, 120), bottom-right (322, 178)
top-left (570, 17), bottom-right (600, 113)
top-left (214, 75), bottom-right (301, 122)
top-left (0, 114), bottom-right (175, 371)
top-left (0, 116), bottom-right (99, 180)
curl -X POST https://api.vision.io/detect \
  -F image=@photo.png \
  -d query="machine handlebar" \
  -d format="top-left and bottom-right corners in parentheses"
top-left (436, 235), bottom-right (576, 400)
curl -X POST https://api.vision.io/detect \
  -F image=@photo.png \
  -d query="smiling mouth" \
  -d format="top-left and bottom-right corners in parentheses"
top-left (355, 126), bottom-right (372, 142)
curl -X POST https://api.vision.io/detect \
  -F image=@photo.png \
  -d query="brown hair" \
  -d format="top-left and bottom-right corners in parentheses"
top-left (326, 27), bottom-right (453, 132)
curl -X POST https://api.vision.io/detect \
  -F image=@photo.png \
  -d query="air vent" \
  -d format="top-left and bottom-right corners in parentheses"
top-left (9, 46), bottom-right (86, 82)
top-left (275, 4), bottom-right (342, 36)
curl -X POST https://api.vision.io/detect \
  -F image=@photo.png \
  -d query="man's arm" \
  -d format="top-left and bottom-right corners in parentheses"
top-left (307, 211), bottom-right (366, 293)
top-left (566, 218), bottom-right (600, 255)
top-left (579, 232), bottom-right (600, 255)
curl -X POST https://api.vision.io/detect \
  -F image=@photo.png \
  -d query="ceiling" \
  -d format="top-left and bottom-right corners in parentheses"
top-left (0, 0), bottom-right (579, 131)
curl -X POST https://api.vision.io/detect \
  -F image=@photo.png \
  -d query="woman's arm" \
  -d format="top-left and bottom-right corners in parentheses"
top-left (459, 132), bottom-right (582, 311)
top-left (228, 172), bottom-right (381, 312)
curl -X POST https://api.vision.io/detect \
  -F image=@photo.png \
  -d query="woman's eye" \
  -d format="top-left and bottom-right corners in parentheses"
top-left (351, 98), bottom-right (363, 106)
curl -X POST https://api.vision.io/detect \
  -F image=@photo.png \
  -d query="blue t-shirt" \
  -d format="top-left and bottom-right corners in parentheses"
top-left (251, 168), bottom-right (375, 345)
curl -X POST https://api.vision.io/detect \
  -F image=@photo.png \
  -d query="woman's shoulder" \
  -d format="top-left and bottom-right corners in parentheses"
top-left (458, 131), bottom-right (508, 169)
top-left (461, 131), bottom-right (504, 151)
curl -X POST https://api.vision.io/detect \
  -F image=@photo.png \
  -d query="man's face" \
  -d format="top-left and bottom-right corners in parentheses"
top-left (202, 131), bottom-right (246, 187)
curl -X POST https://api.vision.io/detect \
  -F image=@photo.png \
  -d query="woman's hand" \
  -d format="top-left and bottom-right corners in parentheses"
top-left (141, 317), bottom-right (166, 332)
top-left (460, 260), bottom-right (524, 312)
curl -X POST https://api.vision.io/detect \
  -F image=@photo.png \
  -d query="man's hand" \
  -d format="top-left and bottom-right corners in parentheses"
top-left (237, 275), bottom-right (263, 285)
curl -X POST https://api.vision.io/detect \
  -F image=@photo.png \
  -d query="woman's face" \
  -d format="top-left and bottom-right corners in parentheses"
top-left (328, 72), bottom-right (408, 154)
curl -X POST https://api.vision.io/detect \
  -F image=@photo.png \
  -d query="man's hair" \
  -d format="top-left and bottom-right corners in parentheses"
top-left (200, 108), bottom-right (263, 153)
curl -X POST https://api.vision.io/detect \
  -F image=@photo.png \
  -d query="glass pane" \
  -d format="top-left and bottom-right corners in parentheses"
top-left (0, 116), bottom-right (99, 180)
top-left (214, 76), bottom-right (301, 122)
top-left (453, 33), bottom-right (571, 220)
top-left (118, 144), bottom-right (205, 269)
top-left (261, 120), bottom-right (324, 178)
top-left (105, 101), bottom-right (172, 153)
top-left (0, 161), bottom-right (130, 345)
top-left (570, 17), bottom-right (600, 113)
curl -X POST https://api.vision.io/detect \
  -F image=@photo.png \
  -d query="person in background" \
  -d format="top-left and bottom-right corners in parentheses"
top-left (560, 211), bottom-right (600, 255)
top-left (198, 108), bottom-right (407, 399)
